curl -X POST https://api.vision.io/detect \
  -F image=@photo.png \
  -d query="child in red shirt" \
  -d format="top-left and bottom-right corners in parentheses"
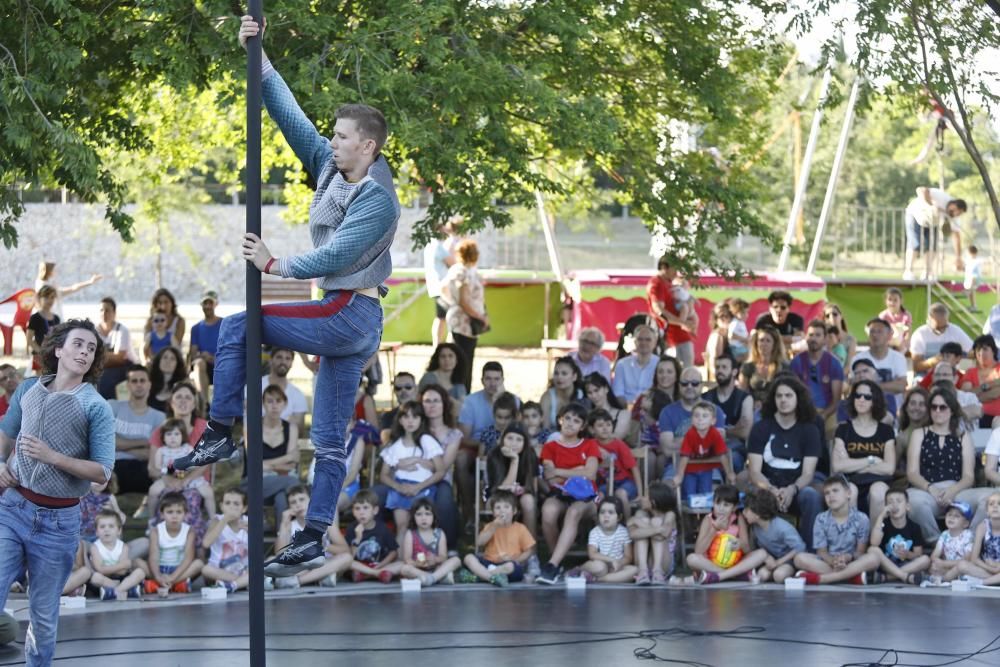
top-left (588, 409), bottom-right (641, 521)
top-left (672, 401), bottom-right (734, 501)
top-left (536, 403), bottom-right (600, 585)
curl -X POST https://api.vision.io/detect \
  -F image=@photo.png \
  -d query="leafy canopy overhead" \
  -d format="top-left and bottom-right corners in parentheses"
top-left (2, 1), bottom-right (787, 275)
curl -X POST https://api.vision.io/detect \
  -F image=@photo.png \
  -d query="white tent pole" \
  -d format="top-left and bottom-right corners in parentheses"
top-left (807, 77), bottom-right (861, 275)
top-left (777, 68), bottom-right (832, 272)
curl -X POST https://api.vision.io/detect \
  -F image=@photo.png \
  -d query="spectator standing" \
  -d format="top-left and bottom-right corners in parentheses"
top-left (612, 324), bottom-right (659, 404)
top-left (443, 239), bottom-right (487, 390)
top-left (96, 297), bottom-right (137, 400)
top-left (753, 291), bottom-right (805, 353)
top-left (902, 187), bottom-right (967, 280)
top-left (189, 290), bottom-right (223, 404)
top-left (909, 302), bottom-right (972, 375)
top-left (110, 365), bottom-right (165, 495)
top-left (569, 327), bottom-right (612, 382)
top-left (790, 320), bottom-right (845, 436)
top-left (646, 256), bottom-right (697, 368)
top-left (746, 377), bottom-right (824, 550)
top-left (34, 260), bottom-right (102, 320)
top-left (423, 218), bottom-right (459, 347)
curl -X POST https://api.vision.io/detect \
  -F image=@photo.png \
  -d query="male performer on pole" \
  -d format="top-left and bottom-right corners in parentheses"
top-left (0, 320), bottom-right (115, 665)
top-left (174, 15), bottom-right (400, 578)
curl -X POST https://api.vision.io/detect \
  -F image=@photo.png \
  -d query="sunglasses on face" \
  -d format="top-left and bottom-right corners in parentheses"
top-left (394, 384), bottom-right (415, 391)
top-left (930, 403), bottom-right (950, 412)
top-left (853, 393), bottom-right (873, 401)
top-left (679, 380), bottom-right (701, 387)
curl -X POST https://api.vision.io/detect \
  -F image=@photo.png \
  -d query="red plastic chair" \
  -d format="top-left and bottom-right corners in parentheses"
top-left (0, 288), bottom-right (36, 355)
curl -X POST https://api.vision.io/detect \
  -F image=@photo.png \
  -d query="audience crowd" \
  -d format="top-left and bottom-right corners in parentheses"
top-left (6, 259), bottom-right (1000, 602)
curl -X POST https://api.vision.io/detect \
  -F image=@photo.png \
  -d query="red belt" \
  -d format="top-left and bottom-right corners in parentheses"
top-left (15, 486), bottom-right (79, 509)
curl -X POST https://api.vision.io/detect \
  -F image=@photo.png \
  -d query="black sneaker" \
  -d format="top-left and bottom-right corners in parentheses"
top-left (263, 531), bottom-right (326, 577)
top-left (536, 562), bottom-right (563, 585)
top-left (172, 423), bottom-right (237, 470)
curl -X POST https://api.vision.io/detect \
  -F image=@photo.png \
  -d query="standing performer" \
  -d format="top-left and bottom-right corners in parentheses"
top-left (0, 320), bottom-right (115, 666)
top-left (174, 15), bottom-right (400, 578)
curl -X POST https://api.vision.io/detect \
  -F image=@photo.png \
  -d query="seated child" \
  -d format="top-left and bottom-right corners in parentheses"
top-left (927, 500), bottom-right (975, 584)
top-left (137, 492), bottom-right (204, 597)
top-left (149, 418), bottom-right (216, 518)
top-left (274, 485), bottom-right (353, 589)
top-left (950, 492), bottom-right (1000, 585)
top-left (521, 401), bottom-right (552, 456)
top-left (348, 489), bottom-right (399, 584)
top-left (867, 488), bottom-right (929, 585)
top-left (742, 489), bottom-right (804, 584)
top-left (380, 401), bottom-right (445, 543)
top-left (684, 484), bottom-right (765, 584)
top-left (536, 404), bottom-right (601, 585)
top-left (337, 420), bottom-right (378, 514)
top-left (461, 489), bottom-right (536, 587)
top-left (61, 541), bottom-right (92, 598)
top-left (485, 423), bottom-right (539, 537)
top-left (396, 498), bottom-right (462, 586)
top-left (88, 509), bottom-right (145, 600)
top-left (671, 401), bottom-right (735, 499)
top-left (569, 497), bottom-right (638, 583)
top-left (628, 481), bottom-right (678, 585)
top-left (476, 392), bottom-right (519, 455)
top-left (589, 409), bottom-right (641, 521)
top-left (794, 476), bottom-right (879, 585)
top-left (201, 488), bottom-right (251, 593)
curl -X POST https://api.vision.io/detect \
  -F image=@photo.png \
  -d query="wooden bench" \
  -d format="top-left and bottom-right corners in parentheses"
top-left (261, 275), bottom-right (315, 304)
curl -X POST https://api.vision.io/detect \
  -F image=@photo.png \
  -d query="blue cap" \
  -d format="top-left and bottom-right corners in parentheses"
top-left (948, 501), bottom-right (973, 521)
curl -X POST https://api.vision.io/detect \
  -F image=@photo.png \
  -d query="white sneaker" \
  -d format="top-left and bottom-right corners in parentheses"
top-left (526, 554), bottom-right (541, 579)
top-left (275, 576), bottom-right (300, 589)
top-left (443, 572), bottom-right (455, 585)
top-left (264, 577), bottom-right (274, 591)
top-left (318, 574), bottom-right (337, 588)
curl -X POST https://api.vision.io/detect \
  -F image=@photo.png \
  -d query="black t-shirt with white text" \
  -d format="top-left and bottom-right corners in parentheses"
top-left (754, 312), bottom-right (805, 337)
top-left (748, 417), bottom-right (821, 488)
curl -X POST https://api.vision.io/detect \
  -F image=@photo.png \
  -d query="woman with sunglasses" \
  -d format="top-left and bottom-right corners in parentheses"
top-left (832, 380), bottom-right (895, 523)
top-left (823, 304), bottom-right (856, 369)
top-left (906, 387), bottom-right (981, 544)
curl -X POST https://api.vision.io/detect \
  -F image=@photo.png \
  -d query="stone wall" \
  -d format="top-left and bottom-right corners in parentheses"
top-left (0, 202), bottom-right (431, 305)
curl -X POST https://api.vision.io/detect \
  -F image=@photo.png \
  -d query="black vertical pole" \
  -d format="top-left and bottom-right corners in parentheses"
top-left (245, 2), bottom-right (266, 666)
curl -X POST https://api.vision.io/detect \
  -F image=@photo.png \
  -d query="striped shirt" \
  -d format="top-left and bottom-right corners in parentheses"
top-left (588, 524), bottom-right (631, 560)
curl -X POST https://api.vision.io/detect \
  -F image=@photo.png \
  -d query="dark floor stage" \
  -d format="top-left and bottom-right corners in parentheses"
top-left (1, 584), bottom-right (998, 666)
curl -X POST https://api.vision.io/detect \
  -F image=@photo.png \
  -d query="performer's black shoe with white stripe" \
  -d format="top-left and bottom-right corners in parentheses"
top-left (172, 422), bottom-right (237, 470)
top-left (263, 531), bottom-right (326, 577)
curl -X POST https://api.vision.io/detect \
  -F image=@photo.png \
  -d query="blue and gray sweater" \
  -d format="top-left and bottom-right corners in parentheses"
top-left (262, 62), bottom-right (400, 295)
top-left (0, 376), bottom-right (115, 499)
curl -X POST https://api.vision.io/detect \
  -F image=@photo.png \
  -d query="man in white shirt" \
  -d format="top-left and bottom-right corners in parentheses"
top-left (422, 218), bottom-right (459, 346)
top-left (903, 186), bottom-right (967, 280)
top-left (852, 317), bottom-right (909, 408)
top-left (910, 303), bottom-right (973, 375)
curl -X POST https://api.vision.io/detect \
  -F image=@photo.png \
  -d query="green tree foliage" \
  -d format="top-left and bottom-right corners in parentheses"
top-left (790, 0), bottom-right (1000, 230)
top-left (2, 1), bottom-right (789, 276)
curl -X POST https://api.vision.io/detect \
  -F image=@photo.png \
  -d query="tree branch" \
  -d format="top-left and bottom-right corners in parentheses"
top-left (0, 42), bottom-right (54, 129)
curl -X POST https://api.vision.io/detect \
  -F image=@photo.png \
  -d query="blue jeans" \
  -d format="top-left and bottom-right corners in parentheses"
top-left (211, 291), bottom-right (382, 528)
top-left (0, 489), bottom-right (81, 666)
top-left (681, 470), bottom-right (714, 499)
top-left (791, 485), bottom-right (823, 552)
